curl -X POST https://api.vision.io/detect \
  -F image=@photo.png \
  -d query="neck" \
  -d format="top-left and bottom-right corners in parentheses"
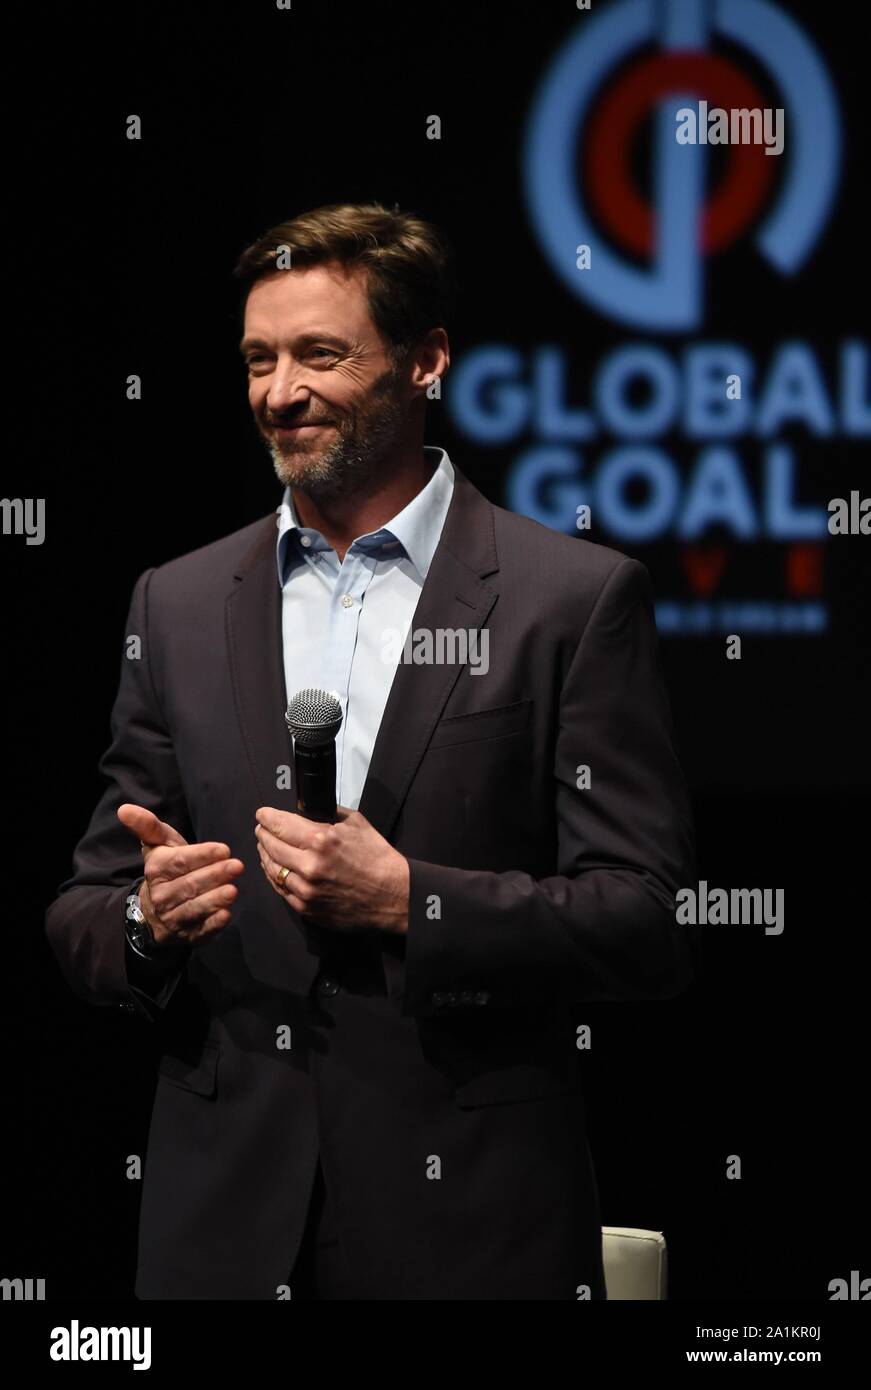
top-left (291, 445), bottom-right (434, 562)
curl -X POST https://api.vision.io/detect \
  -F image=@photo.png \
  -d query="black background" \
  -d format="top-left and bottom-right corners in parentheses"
top-left (4, 0), bottom-right (868, 1301)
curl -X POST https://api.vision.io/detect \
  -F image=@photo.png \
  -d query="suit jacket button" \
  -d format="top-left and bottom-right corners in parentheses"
top-left (459, 990), bottom-right (476, 1007)
top-left (445, 992), bottom-right (459, 1008)
top-left (315, 973), bottom-right (340, 997)
top-left (474, 991), bottom-right (490, 1006)
top-left (431, 991), bottom-right (447, 1008)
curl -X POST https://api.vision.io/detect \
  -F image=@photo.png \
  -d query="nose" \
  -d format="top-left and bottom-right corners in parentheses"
top-left (262, 358), bottom-right (310, 416)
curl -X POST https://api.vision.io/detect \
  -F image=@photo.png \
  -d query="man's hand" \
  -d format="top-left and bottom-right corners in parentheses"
top-left (117, 803), bottom-right (245, 950)
top-left (255, 805), bottom-right (409, 935)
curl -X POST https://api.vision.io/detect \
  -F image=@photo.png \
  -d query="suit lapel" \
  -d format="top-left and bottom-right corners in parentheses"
top-left (226, 514), bottom-right (297, 818)
top-left (357, 466), bottom-right (499, 842)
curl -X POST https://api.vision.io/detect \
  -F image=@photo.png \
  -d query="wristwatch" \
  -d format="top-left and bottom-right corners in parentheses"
top-left (125, 890), bottom-right (187, 962)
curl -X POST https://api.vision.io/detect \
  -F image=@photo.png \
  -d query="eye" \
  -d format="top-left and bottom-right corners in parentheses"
top-left (309, 347), bottom-right (337, 360)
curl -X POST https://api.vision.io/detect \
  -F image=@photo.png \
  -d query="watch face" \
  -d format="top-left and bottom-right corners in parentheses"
top-left (128, 919), bottom-right (155, 953)
top-left (127, 913), bottom-right (186, 960)
top-left (126, 896), bottom-right (157, 954)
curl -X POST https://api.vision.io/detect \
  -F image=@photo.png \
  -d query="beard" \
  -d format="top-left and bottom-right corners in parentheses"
top-left (261, 365), bottom-right (408, 503)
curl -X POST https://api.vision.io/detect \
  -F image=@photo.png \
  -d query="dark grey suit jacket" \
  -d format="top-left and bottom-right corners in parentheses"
top-left (45, 462), bottom-right (695, 1299)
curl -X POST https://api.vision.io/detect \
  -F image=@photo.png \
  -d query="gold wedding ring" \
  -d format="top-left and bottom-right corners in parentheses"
top-left (276, 865), bottom-right (291, 888)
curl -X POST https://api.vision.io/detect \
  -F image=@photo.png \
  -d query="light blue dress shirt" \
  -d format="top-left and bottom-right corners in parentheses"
top-left (275, 445), bottom-right (455, 810)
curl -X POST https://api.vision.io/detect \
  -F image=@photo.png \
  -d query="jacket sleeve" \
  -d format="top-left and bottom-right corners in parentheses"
top-left (386, 558), bottom-right (697, 1017)
top-left (44, 567), bottom-right (194, 1022)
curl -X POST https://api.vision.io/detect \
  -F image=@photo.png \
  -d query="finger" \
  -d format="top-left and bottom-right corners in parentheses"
top-left (147, 842), bottom-right (237, 886)
top-left (255, 825), bottom-right (317, 878)
top-left (255, 838), bottom-right (283, 887)
top-left (256, 840), bottom-right (310, 902)
top-left (117, 803), bottom-right (188, 849)
top-left (159, 882), bottom-right (242, 935)
top-left (199, 908), bottom-right (233, 935)
top-left (171, 905), bottom-right (235, 946)
top-left (150, 857), bottom-right (244, 914)
top-left (203, 907), bottom-right (232, 929)
top-left (255, 807), bottom-right (317, 849)
top-left (276, 888), bottom-right (308, 915)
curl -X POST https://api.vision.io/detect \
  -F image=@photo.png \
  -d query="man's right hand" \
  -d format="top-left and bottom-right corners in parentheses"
top-left (117, 803), bottom-right (245, 950)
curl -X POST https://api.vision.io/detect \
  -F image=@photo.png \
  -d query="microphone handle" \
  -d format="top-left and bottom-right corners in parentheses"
top-left (293, 741), bottom-right (337, 823)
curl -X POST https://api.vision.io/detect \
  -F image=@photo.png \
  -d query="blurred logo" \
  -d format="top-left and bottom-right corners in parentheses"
top-left (523, 0), bottom-right (841, 329)
top-left (450, 0), bottom-right (867, 638)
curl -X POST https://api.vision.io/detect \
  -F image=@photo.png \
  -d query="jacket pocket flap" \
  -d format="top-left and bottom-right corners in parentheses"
top-left (429, 699), bottom-right (531, 750)
top-left (158, 1040), bottom-right (220, 1096)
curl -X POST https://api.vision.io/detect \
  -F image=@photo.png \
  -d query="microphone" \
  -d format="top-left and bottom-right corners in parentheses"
top-left (285, 688), bottom-right (343, 823)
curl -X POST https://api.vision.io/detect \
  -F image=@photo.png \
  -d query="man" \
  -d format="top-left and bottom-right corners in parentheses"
top-left (45, 201), bottom-right (695, 1301)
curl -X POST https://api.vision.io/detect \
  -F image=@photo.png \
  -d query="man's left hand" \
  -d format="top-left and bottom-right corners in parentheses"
top-left (255, 806), bottom-right (410, 935)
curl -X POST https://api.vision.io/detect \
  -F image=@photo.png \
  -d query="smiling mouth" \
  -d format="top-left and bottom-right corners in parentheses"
top-left (272, 422), bottom-right (331, 432)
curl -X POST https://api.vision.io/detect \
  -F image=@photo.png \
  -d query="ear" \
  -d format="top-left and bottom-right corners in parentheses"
top-left (409, 327), bottom-right (450, 395)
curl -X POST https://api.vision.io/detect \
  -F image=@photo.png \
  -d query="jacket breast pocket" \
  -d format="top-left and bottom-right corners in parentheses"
top-left (428, 699), bottom-right (532, 750)
top-left (157, 1039), bottom-right (220, 1097)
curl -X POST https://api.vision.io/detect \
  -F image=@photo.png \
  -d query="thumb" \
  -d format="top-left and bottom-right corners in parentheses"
top-left (117, 802), bottom-right (188, 849)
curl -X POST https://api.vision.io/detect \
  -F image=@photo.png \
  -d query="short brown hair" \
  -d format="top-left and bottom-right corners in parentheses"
top-left (233, 201), bottom-right (456, 363)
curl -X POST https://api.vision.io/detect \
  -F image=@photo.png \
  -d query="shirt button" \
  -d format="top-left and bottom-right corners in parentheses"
top-left (341, 594), bottom-right (354, 608)
top-left (314, 973), bottom-right (340, 997)
top-left (300, 536), bottom-right (312, 548)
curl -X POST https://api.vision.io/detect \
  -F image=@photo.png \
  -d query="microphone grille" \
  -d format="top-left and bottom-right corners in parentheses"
top-left (285, 687), bottom-right (344, 747)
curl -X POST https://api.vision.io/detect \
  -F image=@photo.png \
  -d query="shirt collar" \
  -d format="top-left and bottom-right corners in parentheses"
top-left (275, 445), bottom-right (455, 585)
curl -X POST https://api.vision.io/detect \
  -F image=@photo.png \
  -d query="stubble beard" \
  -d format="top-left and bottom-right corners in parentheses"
top-left (263, 365), bottom-right (408, 503)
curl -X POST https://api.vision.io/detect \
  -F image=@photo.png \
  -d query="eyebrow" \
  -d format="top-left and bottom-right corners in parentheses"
top-left (239, 332), bottom-right (351, 354)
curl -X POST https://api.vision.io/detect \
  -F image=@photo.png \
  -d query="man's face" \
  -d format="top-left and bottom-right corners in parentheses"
top-left (241, 261), bottom-right (409, 500)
